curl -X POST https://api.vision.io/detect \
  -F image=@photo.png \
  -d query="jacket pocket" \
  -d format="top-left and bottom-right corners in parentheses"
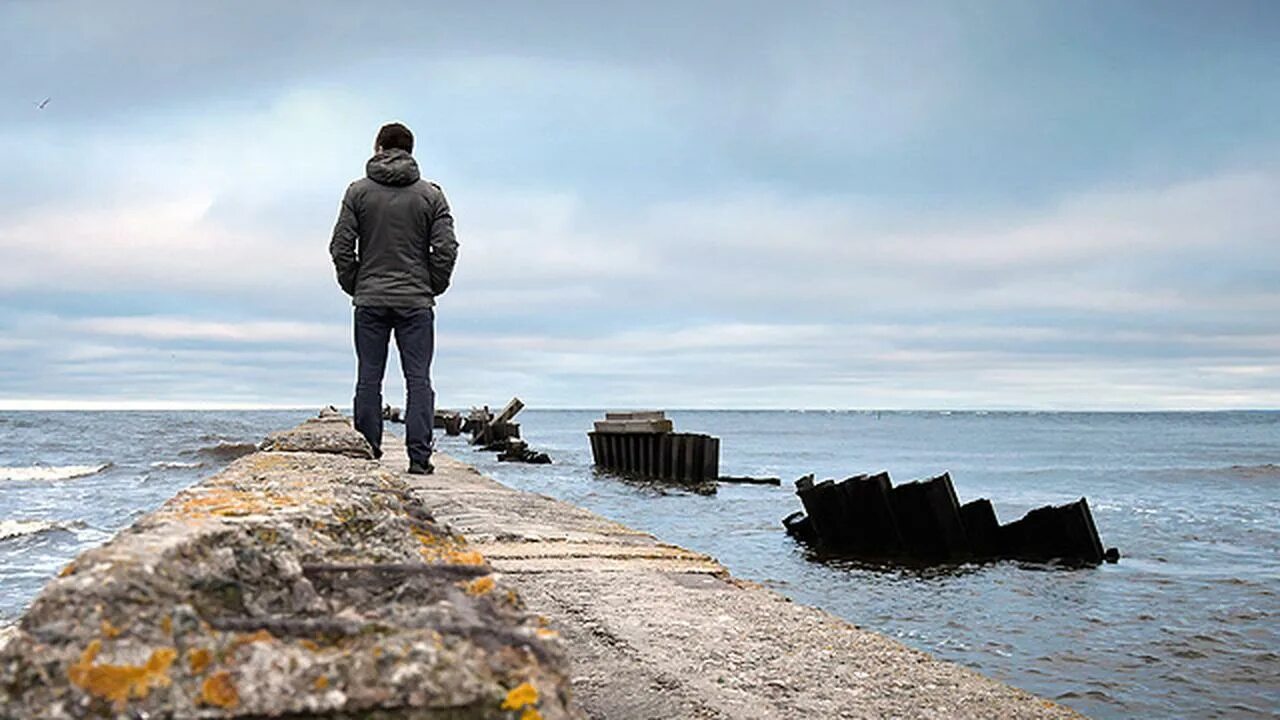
top-left (338, 263), bottom-right (359, 295)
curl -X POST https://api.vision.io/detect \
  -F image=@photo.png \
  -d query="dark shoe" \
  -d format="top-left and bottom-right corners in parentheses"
top-left (408, 461), bottom-right (434, 475)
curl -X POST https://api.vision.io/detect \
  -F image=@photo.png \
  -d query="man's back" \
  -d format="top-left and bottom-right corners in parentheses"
top-left (330, 148), bottom-right (457, 308)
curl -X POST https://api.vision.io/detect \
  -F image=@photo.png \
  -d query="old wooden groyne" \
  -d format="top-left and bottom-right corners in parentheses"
top-left (1, 411), bottom-right (1083, 719)
top-left (783, 471), bottom-right (1119, 566)
top-left (587, 411), bottom-right (720, 483)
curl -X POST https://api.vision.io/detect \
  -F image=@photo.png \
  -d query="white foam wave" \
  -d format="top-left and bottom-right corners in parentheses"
top-left (149, 460), bottom-right (204, 469)
top-left (0, 463), bottom-right (111, 482)
top-left (0, 519), bottom-right (83, 540)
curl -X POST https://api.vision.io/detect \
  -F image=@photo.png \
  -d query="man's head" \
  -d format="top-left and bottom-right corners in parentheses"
top-left (375, 122), bottom-right (414, 154)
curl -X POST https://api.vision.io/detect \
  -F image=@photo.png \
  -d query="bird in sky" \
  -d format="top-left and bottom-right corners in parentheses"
top-left (35, 97), bottom-right (50, 110)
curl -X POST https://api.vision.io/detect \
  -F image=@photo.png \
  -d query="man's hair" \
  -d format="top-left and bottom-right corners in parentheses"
top-left (375, 122), bottom-right (414, 153)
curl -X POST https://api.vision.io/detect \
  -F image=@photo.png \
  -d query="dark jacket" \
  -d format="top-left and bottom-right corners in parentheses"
top-left (329, 149), bottom-right (458, 307)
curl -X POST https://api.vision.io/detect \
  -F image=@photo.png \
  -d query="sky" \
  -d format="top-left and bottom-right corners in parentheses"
top-left (1, 0), bottom-right (1277, 410)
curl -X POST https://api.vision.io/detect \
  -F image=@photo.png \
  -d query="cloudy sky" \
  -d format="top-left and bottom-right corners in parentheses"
top-left (1, 1), bottom-right (1277, 410)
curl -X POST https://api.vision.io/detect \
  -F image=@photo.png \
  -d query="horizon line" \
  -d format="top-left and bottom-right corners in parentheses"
top-left (0, 401), bottom-right (1275, 413)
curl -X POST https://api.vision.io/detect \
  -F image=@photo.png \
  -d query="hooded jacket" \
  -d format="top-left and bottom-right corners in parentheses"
top-left (329, 149), bottom-right (458, 307)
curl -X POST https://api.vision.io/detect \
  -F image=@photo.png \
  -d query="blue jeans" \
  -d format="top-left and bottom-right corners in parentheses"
top-left (352, 306), bottom-right (435, 466)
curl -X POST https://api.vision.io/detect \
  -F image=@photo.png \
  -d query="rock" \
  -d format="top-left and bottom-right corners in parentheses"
top-left (0, 415), bottom-right (580, 719)
top-left (260, 413), bottom-right (375, 459)
top-left (496, 440), bottom-right (553, 465)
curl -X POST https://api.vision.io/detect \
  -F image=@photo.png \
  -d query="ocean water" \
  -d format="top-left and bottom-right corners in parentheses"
top-left (2, 409), bottom-right (1277, 718)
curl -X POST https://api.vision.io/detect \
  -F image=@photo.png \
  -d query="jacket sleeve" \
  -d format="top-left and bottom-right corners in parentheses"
top-left (426, 187), bottom-right (459, 296)
top-left (329, 185), bottom-right (360, 296)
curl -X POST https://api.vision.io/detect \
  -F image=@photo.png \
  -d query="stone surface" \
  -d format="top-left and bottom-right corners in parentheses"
top-left (259, 410), bottom-right (376, 458)
top-left (0, 416), bottom-right (579, 719)
top-left (393, 438), bottom-right (1082, 720)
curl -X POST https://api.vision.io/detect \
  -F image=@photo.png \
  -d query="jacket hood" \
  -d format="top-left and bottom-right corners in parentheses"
top-left (366, 149), bottom-right (421, 187)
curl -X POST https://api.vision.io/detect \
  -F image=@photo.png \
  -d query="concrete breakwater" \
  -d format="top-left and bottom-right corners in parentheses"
top-left (2, 411), bottom-right (1082, 719)
top-left (0, 410), bottom-right (577, 719)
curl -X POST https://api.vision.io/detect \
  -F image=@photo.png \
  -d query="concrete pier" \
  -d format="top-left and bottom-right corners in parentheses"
top-left (1, 413), bottom-right (1082, 719)
top-left (0, 411), bottom-right (578, 719)
top-left (387, 434), bottom-right (1082, 719)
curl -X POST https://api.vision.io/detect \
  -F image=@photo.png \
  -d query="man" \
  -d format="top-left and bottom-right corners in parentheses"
top-left (330, 122), bottom-right (458, 474)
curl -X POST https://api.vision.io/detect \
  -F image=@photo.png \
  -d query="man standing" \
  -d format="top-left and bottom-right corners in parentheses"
top-left (330, 122), bottom-right (458, 474)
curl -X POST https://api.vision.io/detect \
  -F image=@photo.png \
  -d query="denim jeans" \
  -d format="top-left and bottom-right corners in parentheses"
top-left (352, 306), bottom-right (435, 466)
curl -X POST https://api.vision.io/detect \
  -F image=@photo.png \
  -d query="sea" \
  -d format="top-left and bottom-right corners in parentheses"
top-left (1, 409), bottom-right (1276, 718)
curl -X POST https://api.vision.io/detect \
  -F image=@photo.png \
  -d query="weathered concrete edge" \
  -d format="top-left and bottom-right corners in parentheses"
top-left (397, 442), bottom-right (1087, 719)
top-left (0, 413), bottom-right (581, 719)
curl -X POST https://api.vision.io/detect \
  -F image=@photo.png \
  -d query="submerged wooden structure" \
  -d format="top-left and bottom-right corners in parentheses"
top-left (437, 399), bottom-right (552, 463)
top-left (783, 471), bottom-right (1118, 566)
top-left (588, 411), bottom-right (720, 483)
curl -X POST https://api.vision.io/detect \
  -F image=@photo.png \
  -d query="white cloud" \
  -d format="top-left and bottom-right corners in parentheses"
top-left (0, 195), bottom-right (330, 295)
top-left (70, 316), bottom-right (341, 344)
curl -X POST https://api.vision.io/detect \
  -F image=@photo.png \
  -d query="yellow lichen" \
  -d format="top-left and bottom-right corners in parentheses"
top-left (59, 562), bottom-right (76, 577)
top-left (535, 628), bottom-right (559, 639)
top-left (415, 527), bottom-right (487, 566)
top-left (313, 675), bottom-right (330, 691)
top-left (160, 615), bottom-right (173, 635)
top-left (100, 619), bottom-right (122, 639)
top-left (521, 708), bottom-right (544, 720)
top-left (187, 647), bottom-right (212, 675)
top-left (454, 549), bottom-right (486, 565)
top-left (67, 639), bottom-right (177, 710)
top-left (169, 487), bottom-right (282, 518)
top-left (501, 681), bottom-right (538, 711)
top-left (465, 576), bottom-right (496, 596)
top-left (298, 638), bottom-right (321, 652)
top-left (231, 629), bottom-right (274, 648)
top-left (248, 453), bottom-right (292, 472)
top-left (200, 671), bottom-right (239, 709)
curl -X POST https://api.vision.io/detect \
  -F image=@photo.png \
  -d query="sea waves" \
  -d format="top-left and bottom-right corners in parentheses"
top-left (1223, 463), bottom-right (1280, 478)
top-left (0, 463), bottom-right (111, 482)
top-left (182, 441), bottom-right (258, 461)
top-left (149, 460), bottom-right (205, 469)
top-left (0, 518), bottom-right (86, 541)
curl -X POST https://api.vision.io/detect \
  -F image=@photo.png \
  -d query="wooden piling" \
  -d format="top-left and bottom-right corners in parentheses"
top-left (588, 412), bottom-right (721, 487)
top-left (838, 471), bottom-right (903, 555)
top-left (959, 499), bottom-right (1001, 558)
top-left (888, 473), bottom-right (969, 560)
top-left (998, 498), bottom-right (1104, 565)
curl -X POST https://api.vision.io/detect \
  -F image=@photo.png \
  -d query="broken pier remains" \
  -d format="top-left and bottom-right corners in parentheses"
top-left (588, 411), bottom-right (720, 483)
top-left (439, 397), bottom-right (551, 464)
top-left (783, 471), bottom-right (1118, 566)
